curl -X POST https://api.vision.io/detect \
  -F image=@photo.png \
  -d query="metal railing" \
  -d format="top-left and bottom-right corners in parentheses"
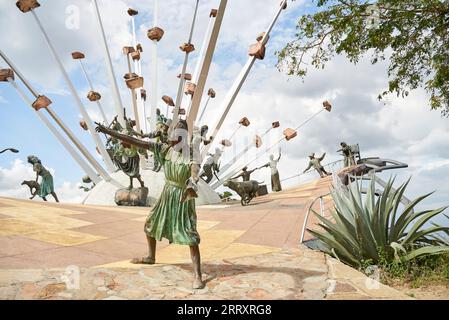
top-left (300, 192), bottom-right (332, 244)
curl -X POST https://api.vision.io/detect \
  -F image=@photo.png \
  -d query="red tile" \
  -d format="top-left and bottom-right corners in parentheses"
top-left (0, 235), bottom-right (60, 258)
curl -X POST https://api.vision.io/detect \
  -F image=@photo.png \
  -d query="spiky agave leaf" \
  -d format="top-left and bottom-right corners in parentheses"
top-left (309, 176), bottom-right (449, 268)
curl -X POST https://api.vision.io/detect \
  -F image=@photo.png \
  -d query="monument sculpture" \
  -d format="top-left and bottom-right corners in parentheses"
top-left (200, 148), bottom-right (222, 184)
top-left (262, 149), bottom-right (282, 192)
top-left (303, 153), bottom-right (332, 178)
top-left (337, 142), bottom-right (356, 167)
top-left (26, 155), bottom-right (59, 202)
top-left (96, 120), bottom-right (205, 289)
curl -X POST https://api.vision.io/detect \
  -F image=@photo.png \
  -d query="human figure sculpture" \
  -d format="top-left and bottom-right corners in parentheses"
top-left (27, 155), bottom-right (59, 202)
top-left (262, 150), bottom-right (282, 192)
top-left (337, 142), bottom-right (356, 167)
top-left (200, 148), bottom-right (222, 184)
top-left (140, 117), bottom-right (171, 172)
top-left (106, 116), bottom-right (146, 189)
top-left (96, 120), bottom-right (205, 289)
top-left (231, 166), bottom-right (259, 182)
top-left (303, 153), bottom-right (332, 178)
top-left (191, 125), bottom-right (213, 185)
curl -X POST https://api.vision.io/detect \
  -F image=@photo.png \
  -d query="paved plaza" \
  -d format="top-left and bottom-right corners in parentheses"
top-left (0, 177), bottom-right (409, 300)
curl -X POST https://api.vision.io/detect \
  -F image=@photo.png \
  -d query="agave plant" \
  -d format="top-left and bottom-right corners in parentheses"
top-left (308, 177), bottom-right (449, 268)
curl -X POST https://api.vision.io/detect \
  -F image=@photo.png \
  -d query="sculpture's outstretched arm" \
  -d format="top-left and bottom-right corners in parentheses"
top-left (96, 123), bottom-right (158, 151)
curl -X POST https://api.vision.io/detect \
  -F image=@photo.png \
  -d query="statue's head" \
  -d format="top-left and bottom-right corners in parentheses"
top-left (242, 166), bottom-right (248, 172)
top-left (341, 142), bottom-right (347, 147)
top-left (156, 108), bottom-right (161, 116)
top-left (200, 125), bottom-right (209, 137)
top-left (215, 148), bottom-right (222, 155)
top-left (270, 154), bottom-right (275, 161)
top-left (27, 155), bottom-right (40, 165)
top-left (309, 153), bottom-right (315, 159)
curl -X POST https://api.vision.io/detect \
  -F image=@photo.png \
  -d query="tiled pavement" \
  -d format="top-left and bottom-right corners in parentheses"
top-left (0, 177), bottom-right (410, 300)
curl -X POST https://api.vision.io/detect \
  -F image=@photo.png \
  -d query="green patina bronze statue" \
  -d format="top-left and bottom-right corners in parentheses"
top-left (96, 120), bottom-right (205, 289)
top-left (26, 155), bottom-right (59, 202)
top-left (106, 116), bottom-right (146, 189)
top-left (337, 142), bottom-right (356, 167)
top-left (262, 150), bottom-right (282, 192)
top-left (303, 153), bottom-right (332, 178)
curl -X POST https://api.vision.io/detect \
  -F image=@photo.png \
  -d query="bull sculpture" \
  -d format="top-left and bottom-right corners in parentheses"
top-left (223, 179), bottom-right (261, 206)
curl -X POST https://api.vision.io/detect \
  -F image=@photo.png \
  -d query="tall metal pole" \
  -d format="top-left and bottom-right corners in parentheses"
top-left (149, 0), bottom-right (160, 132)
top-left (0, 50), bottom-right (111, 182)
top-left (187, 1), bottom-right (227, 135)
top-left (197, 96), bottom-right (211, 124)
top-left (78, 60), bottom-right (108, 124)
top-left (125, 53), bottom-right (142, 133)
top-left (91, 0), bottom-right (125, 126)
top-left (8, 78), bottom-right (101, 184)
top-left (30, 9), bottom-right (116, 174)
top-left (201, 0), bottom-right (287, 161)
top-left (186, 10), bottom-right (215, 117)
top-left (170, 0), bottom-right (200, 132)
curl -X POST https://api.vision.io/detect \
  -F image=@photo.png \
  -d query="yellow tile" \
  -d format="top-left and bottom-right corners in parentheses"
top-left (15, 215), bottom-right (92, 230)
top-left (0, 219), bottom-right (49, 236)
top-left (24, 229), bottom-right (106, 246)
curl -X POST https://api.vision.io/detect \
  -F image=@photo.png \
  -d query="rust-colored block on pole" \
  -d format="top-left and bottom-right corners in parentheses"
top-left (239, 117), bottom-right (251, 127)
top-left (0, 69), bottom-right (14, 81)
top-left (178, 73), bottom-right (192, 81)
top-left (127, 8), bottom-right (138, 16)
top-left (16, 0), bottom-right (40, 13)
top-left (147, 27), bottom-right (164, 41)
top-left (272, 121), bottom-right (280, 128)
top-left (71, 51), bottom-right (85, 60)
top-left (283, 128), bottom-right (298, 141)
top-left (180, 43), bottom-right (195, 53)
top-left (184, 82), bottom-right (196, 96)
top-left (249, 42), bottom-right (266, 60)
top-left (323, 100), bottom-right (332, 112)
top-left (162, 95), bottom-right (175, 107)
top-left (124, 73), bottom-right (144, 89)
top-left (208, 88), bottom-right (216, 98)
top-left (87, 91), bottom-right (101, 102)
top-left (32, 95), bottom-right (52, 111)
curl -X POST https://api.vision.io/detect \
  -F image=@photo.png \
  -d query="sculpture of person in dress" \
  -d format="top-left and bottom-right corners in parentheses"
top-left (262, 150), bottom-right (282, 192)
top-left (27, 155), bottom-right (59, 202)
top-left (96, 120), bottom-right (205, 289)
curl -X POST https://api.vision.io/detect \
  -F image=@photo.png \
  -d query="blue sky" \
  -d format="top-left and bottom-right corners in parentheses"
top-left (0, 0), bottom-right (448, 226)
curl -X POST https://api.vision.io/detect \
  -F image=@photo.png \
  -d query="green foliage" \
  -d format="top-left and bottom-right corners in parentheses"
top-left (278, 0), bottom-right (449, 115)
top-left (308, 177), bottom-right (449, 268)
top-left (219, 191), bottom-right (234, 199)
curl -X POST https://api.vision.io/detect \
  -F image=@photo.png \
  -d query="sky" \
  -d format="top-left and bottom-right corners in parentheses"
top-left (0, 0), bottom-right (448, 225)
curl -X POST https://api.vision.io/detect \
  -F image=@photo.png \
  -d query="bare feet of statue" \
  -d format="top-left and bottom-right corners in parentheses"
top-left (130, 256), bottom-right (155, 265)
top-left (192, 277), bottom-right (205, 290)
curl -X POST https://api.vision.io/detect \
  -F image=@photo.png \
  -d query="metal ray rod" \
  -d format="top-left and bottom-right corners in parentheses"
top-left (126, 54), bottom-right (142, 133)
top-left (78, 60), bottom-right (108, 124)
top-left (187, 0), bottom-right (227, 135)
top-left (211, 124), bottom-right (273, 185)
top-left (186, 13), bottom-right (215, 116)
top-left (149, 0), bottom-right (159, 132)
top-left (91, 0), bottom-right (125, 126)
top-left (8, 79), bottom-right (101, 184)
top-left (170, 0), bottom-right (200, 132)
top-left (197, 96), bottom-right (211, 124)
top-left (0, 49), bottom-right (111, 182)
top-left (213, 107), bottom-right (327, 190)
top-left (201, 0), bottom-right (287, 161)
top-left (31, 9), bottom-right (116, 174)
